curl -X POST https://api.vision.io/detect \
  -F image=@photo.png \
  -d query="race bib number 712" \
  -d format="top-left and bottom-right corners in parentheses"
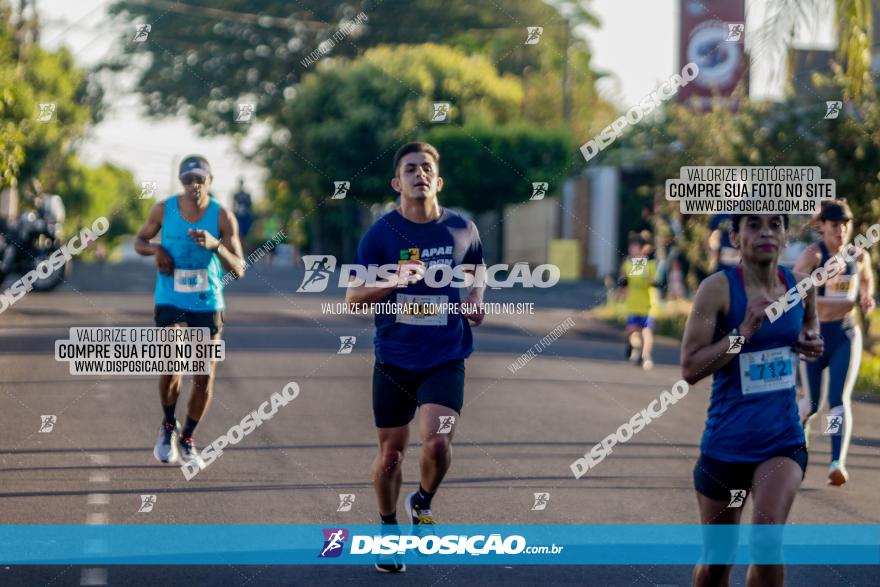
top-left (738, 347), bottom-right (796, 395)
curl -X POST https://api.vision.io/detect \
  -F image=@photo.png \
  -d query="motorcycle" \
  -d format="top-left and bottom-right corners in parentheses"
top-left (0, 193), bottom-right (69, 292)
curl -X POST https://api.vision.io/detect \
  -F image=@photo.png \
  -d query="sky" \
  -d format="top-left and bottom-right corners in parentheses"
top-left (36, 0), bottom-right (836, 207)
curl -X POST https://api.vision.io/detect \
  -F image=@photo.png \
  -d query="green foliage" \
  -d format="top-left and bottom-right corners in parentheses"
top-left (601, 74), bottom-right (880, 281)
top-left (105, 0), bottom-right (602, 135)
top-left (263, 44), bottom-right (524, 216)
top-left (0, 4), bottom-right (97, 189)
top-left (425, 123), bottom-right (572, 213)
top-left (52, 156), bottom-right (150, 246)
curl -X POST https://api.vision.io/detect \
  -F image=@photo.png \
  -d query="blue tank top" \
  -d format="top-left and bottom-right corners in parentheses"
top-left (700, 265), bottom-right (805, 461)
top-left (154, 195), bottom-right (225, 311)
top-left (816, 241), bottom-right (858, 302)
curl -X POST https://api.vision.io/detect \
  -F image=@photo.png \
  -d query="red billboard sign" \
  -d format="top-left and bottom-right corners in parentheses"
top-left (678, 0), bottom-right (747, 107)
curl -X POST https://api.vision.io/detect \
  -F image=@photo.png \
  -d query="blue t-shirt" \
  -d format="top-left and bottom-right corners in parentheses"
top-left (700, 265), bottom-right (805, 461)
top-left (354, 208), bottom-right (484, 370)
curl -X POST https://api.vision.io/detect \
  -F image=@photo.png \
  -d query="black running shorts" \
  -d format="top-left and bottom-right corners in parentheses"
top-left (693, 445), bottom-right (808, 502)
top-left (372, 359), bottom-right (465, 428)
top-left (154, 304), bottom-right (224, 337)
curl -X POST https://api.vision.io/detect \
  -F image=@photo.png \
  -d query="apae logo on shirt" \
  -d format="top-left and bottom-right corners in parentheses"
top-left (399, 246), bottom-right (453, 268)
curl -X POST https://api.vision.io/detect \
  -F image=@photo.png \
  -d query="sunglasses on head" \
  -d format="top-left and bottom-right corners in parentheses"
top-left (180, 174), bottom-right (207, 185)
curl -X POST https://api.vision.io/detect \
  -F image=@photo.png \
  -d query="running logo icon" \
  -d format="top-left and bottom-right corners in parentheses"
top-left (726, 336), bottom-right (745, 354)
top-left (235, 103), bottom-right (256, 122)
top-left (725, 23), bottom-right (744, 42)
top-left (824, 101), bottom-right (842, 119)
top-left (629, 257), bottom-right (648, 276)
top-left (138, 494), bottom-right (156, 513)
top-left (332, 181), bottom-right (350, 200)
top-left (337, 494), bottom-right (355, 512)
top-left (140, 181), bottom-right (157, 199)
top-left (38, 415), bottom-right (56, 433)
top-left (437, 416), bottom-right (455, 434)
top-left (728, 489), bottom-right (747, 508)
top-left (319, 528), bottom-right (348, 558)
top-left (524, 27), bottom-right (544, 45)
top-left (37, 103), bottom-right (56, 122)
top-left (337, 336), bottom-right (356, 354)
top-left (431, 102), bottom-right (451, 123)
top-left (530, 182), bottom-right (548, 201)
top-left (531, 492), bottom-right (550, 511)
top-left (132, 24), bottom-right (151, 42)
top-left (824, 415), bottom-right (843, 435)
top-left (297, 255), bottom-right (337, 292)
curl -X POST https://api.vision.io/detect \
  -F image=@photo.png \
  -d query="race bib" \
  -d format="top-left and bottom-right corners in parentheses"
top-left (396, 294), bottom-right (448, 326)
top-left (720, 247), bottom-right (741, 266)
top-left (173, 269), bottom-right (209, 293)
top-left (823, 274), bottom-right (855, 300)
top-left (739, 347), bottom-right (796, 395)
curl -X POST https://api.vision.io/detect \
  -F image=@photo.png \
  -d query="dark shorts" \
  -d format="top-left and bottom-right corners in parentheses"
top-left (693, 445), bottom-right (808, 501)
top-left (154, 304), bottom-right (224, 337)
top-left (372, 359), bottom-right (465, 428)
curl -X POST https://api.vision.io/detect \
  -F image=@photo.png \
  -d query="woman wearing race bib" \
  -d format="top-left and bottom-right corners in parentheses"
top-left (793, 200), bottom-right (875, 486)
top-left (681, 214), bottom-right (823, 587)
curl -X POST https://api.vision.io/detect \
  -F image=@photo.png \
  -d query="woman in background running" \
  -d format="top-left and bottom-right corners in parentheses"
top-left (794, 200), bottom-right (875, 486)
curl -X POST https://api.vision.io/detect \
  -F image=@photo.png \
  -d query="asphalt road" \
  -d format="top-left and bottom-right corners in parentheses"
top-left (0, 262), bottom-right (877, 586)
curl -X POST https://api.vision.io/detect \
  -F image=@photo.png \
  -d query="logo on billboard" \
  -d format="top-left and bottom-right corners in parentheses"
top-left (686, 20), bottom-right (742, 90)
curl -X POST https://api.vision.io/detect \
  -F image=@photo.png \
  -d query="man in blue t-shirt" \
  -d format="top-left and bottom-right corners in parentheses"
top-left (345, 142), bottom-right (485, 573)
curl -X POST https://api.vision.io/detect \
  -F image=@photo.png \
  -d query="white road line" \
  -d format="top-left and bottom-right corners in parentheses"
top-left (88, 472), bottom-right (110, 483)
top-left (80, 567), bottom-right (108, 585)
top-left (85, 512), bottom-right (108, 525)
top-left (88, 454), bottom-right (110, 465)
top-left (87, 493), bottom-right (110, 506)
top-left (85, 453), bottom-right (110, 585)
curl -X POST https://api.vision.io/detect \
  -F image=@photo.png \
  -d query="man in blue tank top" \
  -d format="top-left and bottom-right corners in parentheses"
top-left (345, 142), bottom-right (485, 574)
top-left (681, 214), bottom-right (824, 587)
top-left (135, 155), bottom-right (246, 469)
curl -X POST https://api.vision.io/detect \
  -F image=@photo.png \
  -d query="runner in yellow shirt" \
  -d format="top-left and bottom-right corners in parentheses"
top-left (618, 233), bottom-right (658, 370)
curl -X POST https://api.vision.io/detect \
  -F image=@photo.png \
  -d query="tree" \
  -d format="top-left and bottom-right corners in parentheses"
top-left (105, 0), bottom-right (603, 135)
top-left (262, 43), bottom-right (525, 254)
top-left (52, 156), bottom-right (150, 245)
top-left (0, 0), bottom-right (134, 248)
top-left (756, 0), bottom-right (874, 101)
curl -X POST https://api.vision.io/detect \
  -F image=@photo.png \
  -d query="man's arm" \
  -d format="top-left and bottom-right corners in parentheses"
top-left (858, 249), bottom-right (876, 314)
top-left (345, 263), bottom-right (424, 307)
top-left (216, 208), bottom-right (246, 279)
top-left (134, 202), bottom-right (173, 275)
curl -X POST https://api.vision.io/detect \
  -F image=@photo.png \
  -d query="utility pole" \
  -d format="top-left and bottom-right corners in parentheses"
top-left (562, 18), bottom-right (572, 125)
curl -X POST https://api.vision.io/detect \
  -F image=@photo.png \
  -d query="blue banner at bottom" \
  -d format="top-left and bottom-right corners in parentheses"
top-left (0, 525), bottom-right (877, 565)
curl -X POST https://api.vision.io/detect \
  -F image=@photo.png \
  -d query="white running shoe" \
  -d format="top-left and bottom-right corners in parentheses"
top-left (153, 420), bottom-right (180, 464)
top-left (178, 436), bottom-right (206, 470)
